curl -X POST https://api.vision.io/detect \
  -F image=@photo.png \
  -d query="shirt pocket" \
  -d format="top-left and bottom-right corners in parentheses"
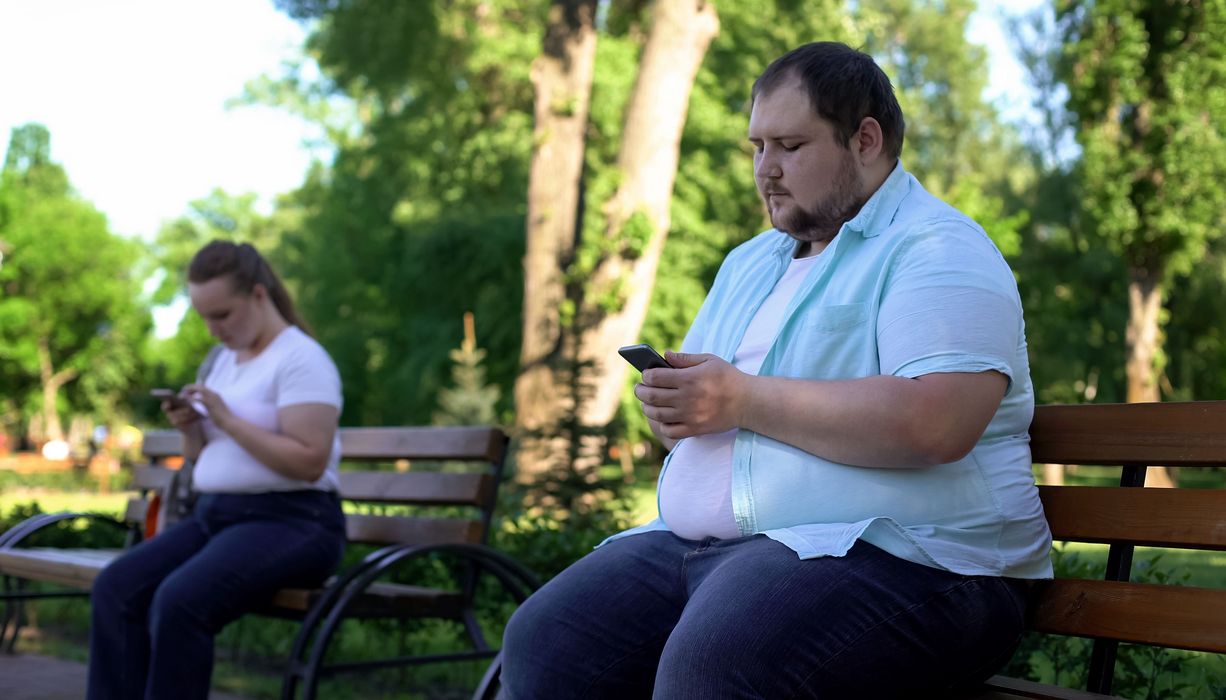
top-left (800, 303), bottom-right (869, 333)
top-left (776, 303), bottom-right (872, 380)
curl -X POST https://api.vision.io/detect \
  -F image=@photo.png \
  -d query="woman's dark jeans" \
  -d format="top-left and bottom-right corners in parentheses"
top-left (500, 531), bottom-right (1029, 699)
top-left (87, 490), bottom-right (346, 700)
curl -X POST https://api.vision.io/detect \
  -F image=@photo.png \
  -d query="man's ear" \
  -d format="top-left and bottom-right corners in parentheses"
top-left (853, 117), bottom-right (885, 165)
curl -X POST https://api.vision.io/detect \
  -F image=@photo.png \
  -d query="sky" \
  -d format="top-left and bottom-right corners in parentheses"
top-left (0, 0), bottom-right (320, 241)
top-left (1, 0), bottom-right (1045, 249)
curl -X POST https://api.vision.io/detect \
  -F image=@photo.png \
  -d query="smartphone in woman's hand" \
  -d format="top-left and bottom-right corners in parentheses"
top-left (151, 389), bottom-right (189, 409)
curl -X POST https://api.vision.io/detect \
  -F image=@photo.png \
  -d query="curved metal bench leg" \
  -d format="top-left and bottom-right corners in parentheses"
top-left (472, 652), bottom-right (502, 700)
top-left (1, 575), bottom-right (15, 653)
top-left (280, 544), bottom-right (408, 700)
top-left (299, 545), bottom-right (537, 700)
top-left (2, 577), bottom-right (29, 654)
top-left (462, 608), bottom-right (490, 652)
top-left (284, 544), bottom-right (538, 700)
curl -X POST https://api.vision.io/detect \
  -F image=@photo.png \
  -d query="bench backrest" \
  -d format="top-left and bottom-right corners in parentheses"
top-left (1026, 401), bottom-right (1226, 693)
top-left (135, 426), bottom-right (510, 548)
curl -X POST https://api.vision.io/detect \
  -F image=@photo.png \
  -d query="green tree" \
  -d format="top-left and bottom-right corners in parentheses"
top-left (1055, 0), bottom-right (1226, 485)
top-left (515, 0), bottom-right (720, 488)
top-left (0, 124), bottom-right (150, 443)
top-left (267, 0), bottom-right (539, 428)
top-left (434, 311), bottom-right (501, 426)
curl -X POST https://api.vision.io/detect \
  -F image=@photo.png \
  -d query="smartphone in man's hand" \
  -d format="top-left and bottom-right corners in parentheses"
top-left (618, 344), bottom-right (672, 373)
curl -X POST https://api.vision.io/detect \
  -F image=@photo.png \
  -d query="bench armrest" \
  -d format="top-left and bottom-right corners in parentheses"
top-left (0, 512), bottom-right (133, 551)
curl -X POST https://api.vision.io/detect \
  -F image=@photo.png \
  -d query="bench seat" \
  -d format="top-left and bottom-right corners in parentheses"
top-left (0, 548), bottom-right (469, 621)
top-left (0, 548), bottom-right (120, 590)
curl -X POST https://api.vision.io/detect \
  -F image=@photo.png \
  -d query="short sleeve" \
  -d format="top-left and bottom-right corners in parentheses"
top-left (275, 337), bottom-right (344, 410)
top-left (877, 222), bottom-right (1021, 391)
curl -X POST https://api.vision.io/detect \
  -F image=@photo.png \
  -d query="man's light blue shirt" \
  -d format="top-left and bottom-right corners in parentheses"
top-left (610, 163), bottom-right (1053, 579)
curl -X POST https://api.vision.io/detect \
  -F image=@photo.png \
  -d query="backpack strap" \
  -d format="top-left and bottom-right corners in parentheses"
top-left (196, 344), bottom-right (224, 384)
top-left (161, 345), bottom-right (225, 529)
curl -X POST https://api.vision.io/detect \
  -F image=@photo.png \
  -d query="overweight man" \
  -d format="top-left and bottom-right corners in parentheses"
top-left (499, 41), bottom-right (1052, 700)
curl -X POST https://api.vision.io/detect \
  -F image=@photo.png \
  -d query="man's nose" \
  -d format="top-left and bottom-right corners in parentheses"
top-left (755, 151), bottom-right (781, 179)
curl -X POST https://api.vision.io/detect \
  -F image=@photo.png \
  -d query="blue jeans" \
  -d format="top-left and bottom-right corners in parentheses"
top-left (500, 531), bottom-right (1028, 699)
top-left (87, 490), bottom-right (346, 700)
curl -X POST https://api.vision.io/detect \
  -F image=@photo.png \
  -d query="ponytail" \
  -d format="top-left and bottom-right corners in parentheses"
top-left (187, 241), bottom-right (314, 336)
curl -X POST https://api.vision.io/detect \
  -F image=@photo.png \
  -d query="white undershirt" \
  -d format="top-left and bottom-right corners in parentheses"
top-left (658, 253), bottom-right (821, 539)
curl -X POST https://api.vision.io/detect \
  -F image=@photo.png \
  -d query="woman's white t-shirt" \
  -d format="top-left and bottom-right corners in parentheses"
top-left (193, 326), bottom-right (343, 493)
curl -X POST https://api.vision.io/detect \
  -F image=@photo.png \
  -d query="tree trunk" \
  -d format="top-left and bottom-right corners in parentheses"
top-left (573, 0), bottom-right (720, 432)
top-left (37, 335), bottom-right (76, 444)
top-left (1126, 267), bottom-right (1176, 488)
top-left (513, 0), bottom-right (600, 481)
top-left (514, 0), bottom-right (719, 489)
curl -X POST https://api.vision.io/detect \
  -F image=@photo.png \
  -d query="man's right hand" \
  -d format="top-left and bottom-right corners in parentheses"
top-left (645, 416), bottom-right (678, 452)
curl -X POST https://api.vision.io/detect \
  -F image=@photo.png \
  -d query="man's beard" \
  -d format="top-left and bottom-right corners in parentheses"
top-left (768, 153), bottom-right (867, 243)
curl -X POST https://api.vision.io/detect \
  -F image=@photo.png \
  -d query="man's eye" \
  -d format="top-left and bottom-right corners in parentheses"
top-left (782, 143), bottom-right (802, 152)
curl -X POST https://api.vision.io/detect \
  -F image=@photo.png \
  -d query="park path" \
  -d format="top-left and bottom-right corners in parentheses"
top-left (0, 651), bottom-right (250, 700)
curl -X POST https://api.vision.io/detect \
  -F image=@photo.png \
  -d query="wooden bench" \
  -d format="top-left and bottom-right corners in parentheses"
top-left (0, 426), bottom-right (540, 700)
top-left (467, 401), bottom-right (1226, 700)
top-left (973, 400), bottom-right (1226, 699)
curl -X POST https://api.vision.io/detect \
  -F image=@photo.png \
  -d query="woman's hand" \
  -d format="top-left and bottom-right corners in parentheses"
top-left (182, 384), bottom-right (235, 432)
top-left (162, 400), bottom-right (202, 432)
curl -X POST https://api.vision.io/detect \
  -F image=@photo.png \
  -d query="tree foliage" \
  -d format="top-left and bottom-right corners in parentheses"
top-left (1054, 0), bottom-right (1226, 409)
top-left (265, 0), bottom-right (540, 427)
top-left (0, 124), bottom-right (150, 441)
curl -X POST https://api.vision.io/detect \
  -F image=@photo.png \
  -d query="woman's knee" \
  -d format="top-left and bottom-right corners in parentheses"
top-left (91, 556), bottom-right (142, 613)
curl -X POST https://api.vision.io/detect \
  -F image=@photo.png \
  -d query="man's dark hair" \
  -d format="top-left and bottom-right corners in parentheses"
top-left (752, 42), bottom-right (905, 160)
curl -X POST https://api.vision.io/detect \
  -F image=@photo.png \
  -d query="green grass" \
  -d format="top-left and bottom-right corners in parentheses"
top-left (0, 490), bottom-right (128, 519)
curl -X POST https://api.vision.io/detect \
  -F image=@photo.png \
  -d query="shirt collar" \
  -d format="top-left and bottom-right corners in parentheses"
top-left (842, 159), bottom-right (909, 239)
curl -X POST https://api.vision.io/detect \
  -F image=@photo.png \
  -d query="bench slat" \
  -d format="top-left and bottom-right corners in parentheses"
top-left (131, 465), bottom-right (175, 491)
top-left (1039, 486), bottom-right (1226, 550)
top-left (268, 581), bottom-right (464, 619)
top-left (336, 472), bottom-right (493, 506)
top-left (0, 549), bottom-right (120, 589)
top-left (1029, 579), bottom-right (1226, 653)
top-left (124, 498), bottom-right (150, 526)
top-left (141, 427), bottom-right (508, 464)
top-left (1030, 401), bottom-right (1226, 466)
top-left (338, 427), bottom-right (506, 462)
top-left (142, 432), bottom-right (184, 459)
top-left (344, 514), bottom-right (483, 546)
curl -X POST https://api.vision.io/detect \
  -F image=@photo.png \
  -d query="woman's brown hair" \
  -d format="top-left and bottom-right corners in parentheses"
top-left (187, 240), bottom-right (313, 336)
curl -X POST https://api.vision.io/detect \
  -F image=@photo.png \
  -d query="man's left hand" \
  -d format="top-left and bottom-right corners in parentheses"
top-left (634, 351), bottom-right (748, 440)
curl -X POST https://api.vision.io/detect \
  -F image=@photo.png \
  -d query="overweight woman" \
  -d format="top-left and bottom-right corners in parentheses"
top-left (88, 241), bottom-right (347, 700)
